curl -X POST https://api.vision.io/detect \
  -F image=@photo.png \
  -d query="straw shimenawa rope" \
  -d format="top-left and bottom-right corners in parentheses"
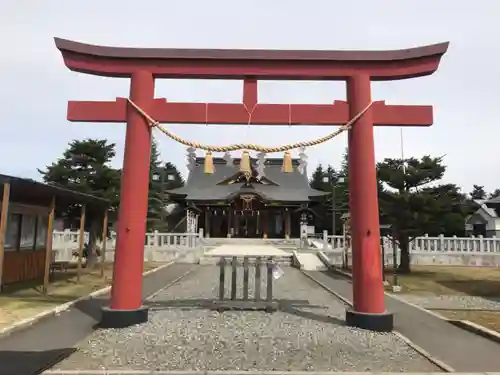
top-left (127, 99), bottom-right (373, 153)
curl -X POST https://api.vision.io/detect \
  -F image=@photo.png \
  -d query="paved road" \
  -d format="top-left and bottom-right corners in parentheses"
top-left (305, 269), bottom-right (500, 372)
top-left (0, 264), bottom-right (195, 375)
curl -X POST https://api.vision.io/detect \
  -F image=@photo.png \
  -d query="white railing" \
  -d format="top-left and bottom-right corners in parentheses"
top-left (52, 229), bottom-right (204, 262)
top-left (317, 231), bottom-right (500, 254)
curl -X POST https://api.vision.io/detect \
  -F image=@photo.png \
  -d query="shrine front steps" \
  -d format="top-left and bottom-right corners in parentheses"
top-left (202, 237), bottom-right (301, 252)
top-left (197, 243), bottom-right (293, 266)
top-left (198, 255), bottom-right (293, 266)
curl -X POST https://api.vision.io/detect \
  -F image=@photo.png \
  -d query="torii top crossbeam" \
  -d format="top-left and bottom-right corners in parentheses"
top-left (55, 38), bottom-right (448, 80)
top-left (55, 38), bottom-right (448, 126)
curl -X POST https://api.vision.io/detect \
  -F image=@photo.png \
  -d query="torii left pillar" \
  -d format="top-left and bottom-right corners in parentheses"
top-left (102, 71), bottom-right (154, 327)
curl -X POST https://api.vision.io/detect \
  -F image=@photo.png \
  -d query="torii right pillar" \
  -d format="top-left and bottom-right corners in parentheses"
top-left (345, 73), bottom-right (392, 331)
top-left (344, 59), bottom-right (449, 331)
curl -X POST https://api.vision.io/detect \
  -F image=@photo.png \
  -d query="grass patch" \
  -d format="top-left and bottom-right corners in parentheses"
top-left (436, 309), bottom-right (500, 333)
top-left (381, 265), bottom-right (500, 296)
top-left (0, 262), bottom-right (162, 330)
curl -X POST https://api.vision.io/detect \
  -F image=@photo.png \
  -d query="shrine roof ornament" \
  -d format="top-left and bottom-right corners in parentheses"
top-left (54, 38), bottom-right (449, 80)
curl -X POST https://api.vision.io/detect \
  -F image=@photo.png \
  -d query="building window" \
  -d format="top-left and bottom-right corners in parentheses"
top-left (20, 215), bottom-right (37, 250)
top-left (36, 216), bottom-right (48, 248)
top-left (2, 212), bottom-right (49, 252)
top-left (4, 213), bottom-right (21, 250)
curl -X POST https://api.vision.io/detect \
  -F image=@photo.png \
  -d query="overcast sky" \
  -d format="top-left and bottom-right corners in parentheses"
top-left (1, 0), bottom-right (498, 193)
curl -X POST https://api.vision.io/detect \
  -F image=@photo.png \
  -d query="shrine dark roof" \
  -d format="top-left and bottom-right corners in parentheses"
top-left (167, 157), bottom-right (328, 203)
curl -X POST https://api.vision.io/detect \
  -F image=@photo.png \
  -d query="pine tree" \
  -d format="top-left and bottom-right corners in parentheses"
top-left (147, 139), bottom-right (185, 231)
top-left (377, 156), bottom-right (471, 273)
top-left (470, 185), bottom-right (487, 200)
top-left (38, 139), bottom-right (121, 266)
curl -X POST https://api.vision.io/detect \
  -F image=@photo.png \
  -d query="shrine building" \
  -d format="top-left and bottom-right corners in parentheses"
top-left (167, 157), bottom-right (328, 239)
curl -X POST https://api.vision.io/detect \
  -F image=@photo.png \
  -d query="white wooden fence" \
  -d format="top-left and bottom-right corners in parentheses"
top-left (52, 229), bottom-right (204, 262)
top-left (316, 231), bottom-right (500, 267)
top-left (319, 231), bottom-right (500, 253)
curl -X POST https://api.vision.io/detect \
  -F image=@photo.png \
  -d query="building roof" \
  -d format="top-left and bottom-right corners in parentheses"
top-left (0, 174), bottom-right (110, 211)
top-left (167, 157), bottom-right (328, 203)
top-left (486, 196), bottom-right (500, 205)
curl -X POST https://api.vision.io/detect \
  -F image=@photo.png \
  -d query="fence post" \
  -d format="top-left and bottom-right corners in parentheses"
top-left (152, 230), bottom-right (159, 248)
top-left (266, 258), bottom-right (273, 305)
top-left (479, 235), bottom-right (484, 252)
top-left (243, 257), bottom-right (249, 300)
top-left (218, 257), bottom-right (226, 300)
top-left (255, 257), bottom-right (262, 301)
top-left (439, 234), bottom-right (445, 251)
top-left (231, 256), bottom-right (237, 300)
top-left (323, 230), bottom-right (328, 250)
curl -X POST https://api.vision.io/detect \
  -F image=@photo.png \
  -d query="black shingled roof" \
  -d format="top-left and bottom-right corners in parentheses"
top-left (167, 157), bottom-right (328, 203)
top-left (0, 174), bottom-right (110, 211)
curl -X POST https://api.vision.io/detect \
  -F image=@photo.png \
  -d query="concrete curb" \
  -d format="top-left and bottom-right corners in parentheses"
top-left (291, 251), bottom-right (302, 269)
top-left (317, 251), bottom-right (332, 268)
top-left (42, 372), bottom-right (500, 375)
top-left (326, 266), bottom-right (500, 352)
top-left (327, 266), bottom-right (452, 321)
top-left (448, 319), bottom-right (500, 344)
top-left (0, 259), bottom-right (178, 339)
top-left (300, 270), bottom-right (455, 373)
top-left (392, 331), bottom-right (455, 372)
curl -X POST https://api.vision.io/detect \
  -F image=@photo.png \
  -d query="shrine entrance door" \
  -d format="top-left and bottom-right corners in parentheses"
top-left (232, 194), bottom-right (262, 238)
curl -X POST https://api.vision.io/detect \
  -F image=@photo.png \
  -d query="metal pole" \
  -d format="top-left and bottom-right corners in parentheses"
top-left (331, 181), bottom-right (336, 235)
top-left (392, 235), bottom-right (399, 287)
top-left (160, 168), bottom-right (166, 224)
top-left (381, 236), bottom-right (386, 282)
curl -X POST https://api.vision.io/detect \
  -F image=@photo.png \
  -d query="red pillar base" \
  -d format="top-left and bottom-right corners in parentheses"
top-left (345, 308), bottom-right (394, 332)
top-left (100, 305), bottom-right (149, 328)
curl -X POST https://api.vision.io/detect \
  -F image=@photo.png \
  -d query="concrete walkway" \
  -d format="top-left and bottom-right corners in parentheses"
top-left (305, 270), bottom-right (500, 372)
top-left (205, 244), bottom-right (289, 257)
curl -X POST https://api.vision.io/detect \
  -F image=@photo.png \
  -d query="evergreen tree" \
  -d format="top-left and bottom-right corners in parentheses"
top-left (309, 162), bottom-right (348, 234)
top-left (377, 156), bottom-right (471, 273)
top-left (38, 139), bottom-right (121, 214)
top-left (38, 139), bottom-right (121, 266)
top-left (147, 139), bottom-right (184, 231)
top-left (309, 164), bottom-right (326, 190)
top-left (470, 185), bottom-right (487, 200)
top-left (148, 139), bottom-right (164, 231)
top-left (489, 189), bottom-right (500, 199)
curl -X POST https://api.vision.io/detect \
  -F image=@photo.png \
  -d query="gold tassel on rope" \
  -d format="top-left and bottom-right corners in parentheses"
top-left (282, 152), bottom-right (293, 173)
top-left (240, 151), bottom-right (252, 173)
top-left (204, 151), bottom-right (214, 174)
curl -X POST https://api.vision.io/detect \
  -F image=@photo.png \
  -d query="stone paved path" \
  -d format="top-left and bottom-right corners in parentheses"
top-left (54, 266), bottom-right (438, 372)
top-left (305, 270), bottom-right (500, 372)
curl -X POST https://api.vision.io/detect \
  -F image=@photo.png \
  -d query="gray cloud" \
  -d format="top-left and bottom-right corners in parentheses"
top-left (1, 0), bottom-right (498, 192)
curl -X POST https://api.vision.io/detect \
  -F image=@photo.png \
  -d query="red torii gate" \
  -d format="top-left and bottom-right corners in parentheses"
top-left (55, 38), bottom-right (448, 331)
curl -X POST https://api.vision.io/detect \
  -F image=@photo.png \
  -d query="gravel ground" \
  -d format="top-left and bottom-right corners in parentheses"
top-left (54, 265), bottom-right (439, 372)
top-left (396, 294), bottom-right (500, 310)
